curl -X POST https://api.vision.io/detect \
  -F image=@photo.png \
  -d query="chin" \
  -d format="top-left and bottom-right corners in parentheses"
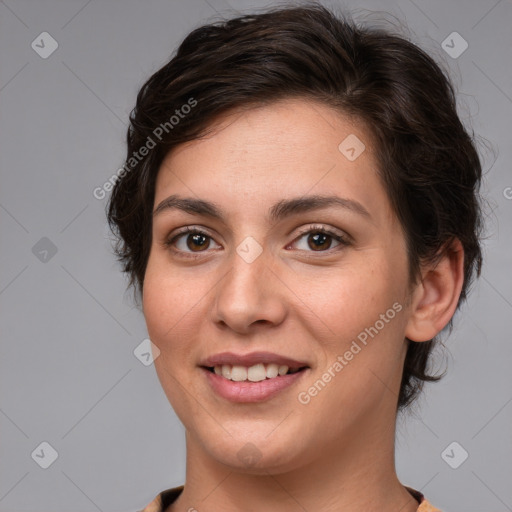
top-left (200, 431), bottom-right (306, 475)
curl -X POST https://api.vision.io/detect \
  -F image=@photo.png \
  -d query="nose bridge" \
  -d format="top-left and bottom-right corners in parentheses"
top-left (212, 237), bottom-right (285, 331)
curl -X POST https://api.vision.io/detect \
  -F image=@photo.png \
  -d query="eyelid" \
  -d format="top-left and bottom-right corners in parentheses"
top-left (164, 225), bottom-right (221, 251)
top-left (292, 224), bottom-right (351, 243)
top-left (164, 223), bottom-right (351, 257)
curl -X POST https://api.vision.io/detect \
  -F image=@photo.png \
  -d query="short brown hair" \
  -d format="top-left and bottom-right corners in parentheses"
top-left (107, 3), bottom-right (483, 410)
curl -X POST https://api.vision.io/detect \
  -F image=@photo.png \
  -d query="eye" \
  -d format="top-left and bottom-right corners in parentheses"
top-left (164, 224), bottom-right (350, 258)
top-left (288, 224), bottom-right (350, 252)
top-left (165, 227), bottom-right (220, 256)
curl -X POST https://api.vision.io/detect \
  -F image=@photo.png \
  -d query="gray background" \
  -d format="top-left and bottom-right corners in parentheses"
top-left (0, 0), bottom-right (511, 511)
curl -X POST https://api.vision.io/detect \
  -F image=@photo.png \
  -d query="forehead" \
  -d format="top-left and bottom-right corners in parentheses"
top-left (160, 98), bottom-right (374, 169)
top-left (153, 98), bottom-right (393, 226)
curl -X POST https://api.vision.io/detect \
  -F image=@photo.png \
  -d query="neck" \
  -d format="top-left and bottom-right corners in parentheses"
top-left (170, 407), bottom-right (419, 512)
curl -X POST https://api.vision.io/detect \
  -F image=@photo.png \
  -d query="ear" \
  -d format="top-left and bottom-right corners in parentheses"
top-left (405, 238), bottom-right (465, 342)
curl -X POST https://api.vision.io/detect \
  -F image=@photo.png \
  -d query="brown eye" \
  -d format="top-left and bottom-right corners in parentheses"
top-left (291, 226), bottom-right (349, 252)
top-left (165, 227), bottom-right (221, 256)
top-left (185, 232), bottom-right (210, 252)
top-left (306, 232), bottom-right (334, 251)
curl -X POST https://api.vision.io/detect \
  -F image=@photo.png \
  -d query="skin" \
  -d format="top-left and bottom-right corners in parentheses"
top-left (142, 98), bottom-right (464, 512)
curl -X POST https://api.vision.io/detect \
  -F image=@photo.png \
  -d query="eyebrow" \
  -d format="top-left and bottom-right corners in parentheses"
top-left (153, 194), bottom-right (371, 223)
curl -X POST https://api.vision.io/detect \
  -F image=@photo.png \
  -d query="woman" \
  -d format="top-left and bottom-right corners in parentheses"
top-left (107, 4), bottom-right (483, 511)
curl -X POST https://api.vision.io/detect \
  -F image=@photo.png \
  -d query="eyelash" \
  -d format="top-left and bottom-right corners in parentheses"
top-left (163, 224), bottom-right (350, 259)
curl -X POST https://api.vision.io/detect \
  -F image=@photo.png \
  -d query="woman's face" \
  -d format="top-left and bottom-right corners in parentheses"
top-left (143, 98), bottom-right (416, 472)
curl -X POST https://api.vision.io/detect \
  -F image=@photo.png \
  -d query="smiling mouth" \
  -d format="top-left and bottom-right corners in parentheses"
top-left (203, 363), bottom-right (309, 382)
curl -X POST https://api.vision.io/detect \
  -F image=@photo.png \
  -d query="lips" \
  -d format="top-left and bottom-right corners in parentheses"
top-left (199, 351), bottom-right (310, 402)
top-left (199, 351), bottom-right (309, 370)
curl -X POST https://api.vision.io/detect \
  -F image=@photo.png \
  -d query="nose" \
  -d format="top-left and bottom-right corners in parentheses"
top-left (211, 245), bottom-right (287, 334)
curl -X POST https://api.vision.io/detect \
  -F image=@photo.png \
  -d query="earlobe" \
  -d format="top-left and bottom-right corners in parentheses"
top-left (405, 238), bottom-right (465, 342)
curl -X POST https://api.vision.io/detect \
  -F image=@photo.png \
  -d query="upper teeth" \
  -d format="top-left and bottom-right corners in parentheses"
top-left (213, 363), bottom-right (299, 382)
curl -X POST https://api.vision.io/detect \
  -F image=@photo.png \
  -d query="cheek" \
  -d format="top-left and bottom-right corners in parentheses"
top-left (294, 257), bottom-right (405, 346)
top-left (142, 257), bottom-right (197, 349)
top-left (143, 262), bottom-right (201, 423)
